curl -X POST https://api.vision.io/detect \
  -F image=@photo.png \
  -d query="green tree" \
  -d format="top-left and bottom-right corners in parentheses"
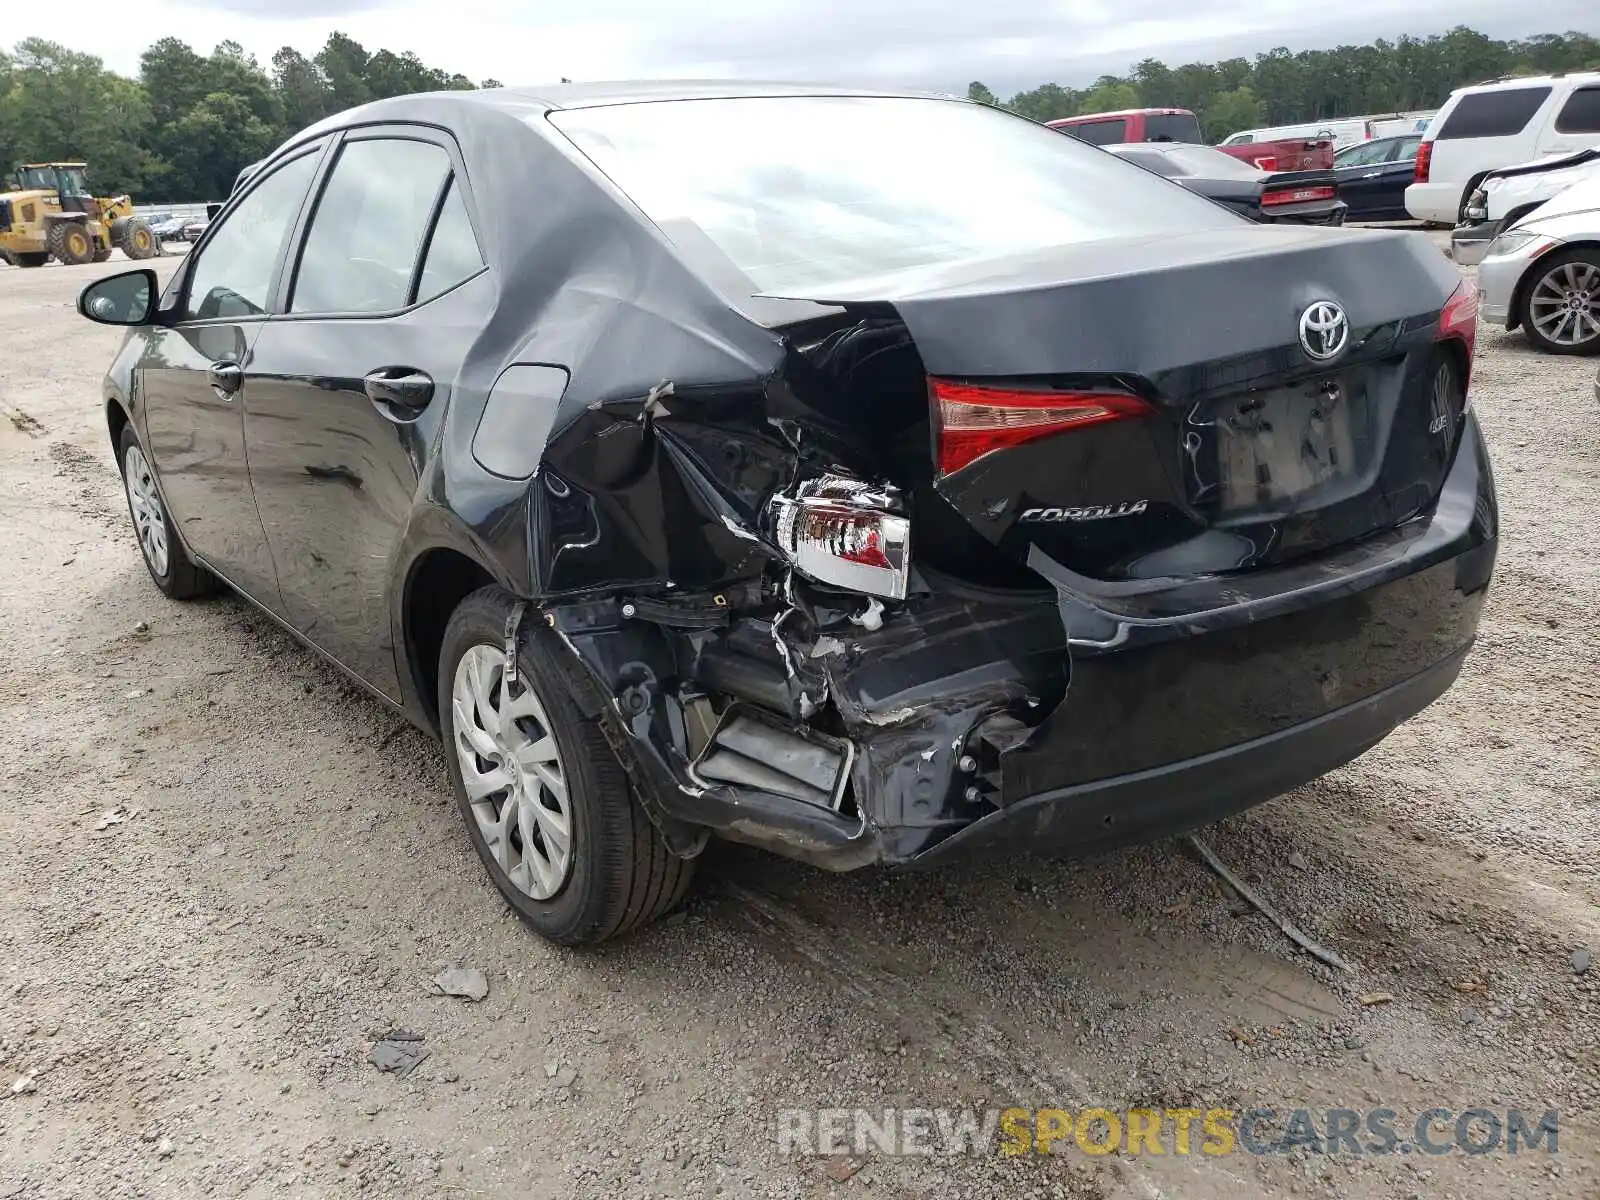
top-left (1078, 79), bottom-right (1141, 114)
top-left (316, 32), bottom-right (371, 112)
top-left (272, 47), bottom-right (327, 135)
top-left (1204, 86), bottom-right (1265, 140)
top-left (1006, 82), bottom-right (1079, 122)
top-left (967, 81), bottom-right (999, 106)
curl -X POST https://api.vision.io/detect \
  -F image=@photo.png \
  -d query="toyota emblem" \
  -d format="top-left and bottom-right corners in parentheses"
top-left (1299, 301), bottom-right (1349, 361)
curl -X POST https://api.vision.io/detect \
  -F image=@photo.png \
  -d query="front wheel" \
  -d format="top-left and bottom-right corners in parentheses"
top-left (117, 424), bottom-right (216, 599)
top-left (439, 587), bottom-right (695, 944)
top-left (1519, 250), bottom-right (1600, 356)
top-left (47, 222), bottom-right (96, 266)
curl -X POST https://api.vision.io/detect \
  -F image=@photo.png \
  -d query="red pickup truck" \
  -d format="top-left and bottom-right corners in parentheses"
top-left (1046, 108), bottom-right (1334, 172)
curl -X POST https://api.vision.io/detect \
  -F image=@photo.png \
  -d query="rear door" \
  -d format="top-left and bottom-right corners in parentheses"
top-left (1428, 85), bottom-right (1553, 187)
top-left (1537, 83), bottom-right (1600, 157)
top-left (140, 146), bottom-right (325, 606)
top-left (242, 127), bottom-right (490, 698)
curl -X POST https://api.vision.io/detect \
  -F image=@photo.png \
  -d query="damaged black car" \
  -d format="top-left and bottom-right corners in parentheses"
top-left (79, 83), bottom-right (1497, 944)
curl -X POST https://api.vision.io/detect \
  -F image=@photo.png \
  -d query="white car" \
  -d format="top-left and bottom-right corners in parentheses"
top-left (1477, 175), bottom-right (1600, 355)
top-left (1407, 73), bottom-right (1600, 225)
top-left (1452, 148), bottom-right (1600, 265)
top-left (1221, 118), bottom-right (1374, 151)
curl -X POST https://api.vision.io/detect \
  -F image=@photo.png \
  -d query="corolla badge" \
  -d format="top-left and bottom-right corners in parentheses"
top-left (1299, 301), bottom-right (1349, 361)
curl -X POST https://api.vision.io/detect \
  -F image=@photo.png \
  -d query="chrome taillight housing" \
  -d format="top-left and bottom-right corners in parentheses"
top-left (769, 475), bottom-right (911, 600)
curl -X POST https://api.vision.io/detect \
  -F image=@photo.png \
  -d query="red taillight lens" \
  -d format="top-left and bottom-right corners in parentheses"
top-left (1253, 155), bottom-right (1279, 171)
top-left (1414, 141), bottom-right (1432, 183)
top-left (1439, 278), bottom-right (1479, 390)
top-left (930, 379), bottom-right (1152, 475)
top-left (1262, 185), bottom-right (1336, 206)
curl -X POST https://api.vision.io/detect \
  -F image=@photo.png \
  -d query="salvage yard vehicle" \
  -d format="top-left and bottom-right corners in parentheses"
top-left (1332, 134), bottom-right (1422, 222)
top-left (1106, 142), bottom-right (1347, 225)
top-left (1476, 175), bottom-right (1600, 354)
top-left (1452, 148), bottom-right (1600, 266)
top-left (0, 162), bottom-right (159, 266)
top-left (77, 84), bottom-right (1498, 945)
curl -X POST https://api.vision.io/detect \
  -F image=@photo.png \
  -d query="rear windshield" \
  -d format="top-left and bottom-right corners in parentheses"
top-left (550, 96), bottom-right (1236, 294)
top-left (1436, 88), bottom-right (1552, 139)
top-left (1144, 112), bottom-right (1203, 143)
top-left (1147, 144), bottom-right (1265, 179)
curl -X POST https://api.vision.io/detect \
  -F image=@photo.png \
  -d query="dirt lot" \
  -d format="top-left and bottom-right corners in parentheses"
top-left (0, 242), bottom-right (1596, 1200)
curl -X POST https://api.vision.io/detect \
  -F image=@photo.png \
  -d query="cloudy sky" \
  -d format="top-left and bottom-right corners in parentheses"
top-left (19, 0), bottom-right (1596, 95)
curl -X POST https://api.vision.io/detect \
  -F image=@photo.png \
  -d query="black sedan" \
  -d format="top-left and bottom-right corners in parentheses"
top-left (1108, 141), bottom-right (1348, 225)
top-left (78, 84), bottom-right (1495, 944)
top-left (1332, 134), bottom-right (1422, 222)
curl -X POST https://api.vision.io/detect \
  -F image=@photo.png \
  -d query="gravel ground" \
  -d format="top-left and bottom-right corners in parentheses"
top-left (0, 238), bottom-right (1595, 1200)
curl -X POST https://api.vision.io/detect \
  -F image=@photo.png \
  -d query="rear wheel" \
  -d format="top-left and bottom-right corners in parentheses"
top-left (439, 587), bottom-right (695, 944)
top-left (1519, 249), bottom-right (1600, 356)
top-left (117, 424), bottom-right (216, 599)
top-left (47, 222), bottom-right (95, 266)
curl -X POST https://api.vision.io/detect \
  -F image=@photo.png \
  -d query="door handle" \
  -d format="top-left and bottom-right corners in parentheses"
top-left (1361, 171), bottom-right (1381, 178)
top-left (207, 360), bottom-right (242, 399)
top-left (364, 367), bottom-right (434, 413)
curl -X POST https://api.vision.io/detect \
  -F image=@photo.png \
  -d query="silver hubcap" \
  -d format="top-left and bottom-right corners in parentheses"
top-left (451, 645), bottom-right (572, 900)
top-left (1529, 260), bottom-right (1600, 347)
top-left (123, 444), bottom-right (169, 577)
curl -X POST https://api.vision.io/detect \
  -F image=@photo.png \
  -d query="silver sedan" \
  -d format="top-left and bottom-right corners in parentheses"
top-left (1477, 177), bottom-right (1600, 355)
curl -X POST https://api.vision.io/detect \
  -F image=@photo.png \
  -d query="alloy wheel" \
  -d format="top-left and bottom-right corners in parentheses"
top-left (123, 444), bottom-right (170, 577)
top-left (1528, 259), bottom-right (1600, 348)
top-left (451, 644), bottom-right (573, 900)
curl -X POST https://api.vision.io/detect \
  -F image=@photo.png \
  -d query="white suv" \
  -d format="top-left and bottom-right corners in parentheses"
top-left (1406, 73), bottom-right (1600, 225)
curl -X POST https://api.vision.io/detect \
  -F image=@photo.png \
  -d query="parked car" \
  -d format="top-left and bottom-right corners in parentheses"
top-left (1221, 118), bottom-right (1376, 151)
top-left (1332, 134), bottom-right (1422, 221)
top-left (1047, 108), bottom-right (1203, 146)
top-left (151, 215), bottom-right (189, 241)
top-left (1452, 147), bottom-right (1600, 265)
top-left (1406, 72), bottom-right (1600, 225)
top-left (180, 218), bottom-right (208, 242)
top-left (1108, 142), bottom-right (1347, 225)
top-left (77, 84), bottom-right (1496, 944)
top-left (1477, 175), bottom-right (1600, 354)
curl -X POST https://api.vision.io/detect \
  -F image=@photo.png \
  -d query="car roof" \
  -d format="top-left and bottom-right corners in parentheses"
top-left (354, 80), bottom-right (950, 119)
top-left (1451, 71), bottom-right (1600, 96)
top-left (1047, 108), bottom-right (1193, 124)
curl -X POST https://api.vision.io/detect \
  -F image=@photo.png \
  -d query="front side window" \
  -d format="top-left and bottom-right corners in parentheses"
top-left (185, 151), bottom-right (321, 321)
top-left (291, 138), bottom-right (452, 315)
top-left (1436, 88), bottom-right (1552, 140)
top-left (551, 96), bottom-right (1237, 295)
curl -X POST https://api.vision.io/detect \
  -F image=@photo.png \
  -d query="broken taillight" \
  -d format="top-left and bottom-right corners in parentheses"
top-left (770, 475), bottom-right (911, 600)
top-left (1439, 278), bottom-right (1479, 391)
top-left (930, 379), bottom-right (1152, 475)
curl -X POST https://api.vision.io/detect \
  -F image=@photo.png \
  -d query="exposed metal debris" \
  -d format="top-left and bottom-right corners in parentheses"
top-left (1185, 833), bottom-right (1353, 973)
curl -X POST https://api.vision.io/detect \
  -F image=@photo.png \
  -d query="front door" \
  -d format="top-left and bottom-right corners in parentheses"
top-left (141, 148), bottom-right (325, 605)
top-left (242, 131), bottom-right (489, 697)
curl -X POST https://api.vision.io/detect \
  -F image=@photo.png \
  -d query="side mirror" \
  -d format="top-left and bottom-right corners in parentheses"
top-left (78, 269), bottom-right (158, 326)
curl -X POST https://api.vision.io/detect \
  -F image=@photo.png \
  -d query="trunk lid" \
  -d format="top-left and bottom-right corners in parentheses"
top-left (767, 225), bottom-right (1467, 581)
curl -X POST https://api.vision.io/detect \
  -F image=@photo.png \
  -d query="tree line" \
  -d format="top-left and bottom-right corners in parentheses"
top-left (0, 34), bottom-right (503, 202)
top-left (970, 26), bottom-right (1599, 139)
top-left (1, 26), bottom-right (1596, 203)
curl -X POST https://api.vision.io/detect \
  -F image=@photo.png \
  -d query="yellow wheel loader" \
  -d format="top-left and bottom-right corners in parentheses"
top-left (0, 163), bottom-right (160, 268)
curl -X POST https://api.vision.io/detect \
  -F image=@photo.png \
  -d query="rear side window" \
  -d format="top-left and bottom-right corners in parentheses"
top-left (1145, 113), bottom-right (1203, 143)
top-left (416, 179), bottom-right (485, 303)
top-left (292, 138), bottom-right (452, 314)
top-left (1068, 118), bottom-right (1128, 146)
top-left (1554, 87), bottom-right (1600, 134)
top-left (1435, 88), bottom-right (1552, 139)
top-left (552, 96), bottom-right (1240, 295)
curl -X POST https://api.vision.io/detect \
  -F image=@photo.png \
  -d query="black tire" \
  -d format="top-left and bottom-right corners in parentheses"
top-left (439, 586), bottom-right (695, 944)
top-left (1517, 248), bottom-right (1600, 357)
top-left (113, 217), bottom-right (159, 260)
top-left (16, 252), bottom-right (48, 268)
top-left (47, 221), bottom-right (95, 266)
top-left (92, 247), bottom-right (112, 263)
top-left (116, 424), bottom-right (216, 600)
